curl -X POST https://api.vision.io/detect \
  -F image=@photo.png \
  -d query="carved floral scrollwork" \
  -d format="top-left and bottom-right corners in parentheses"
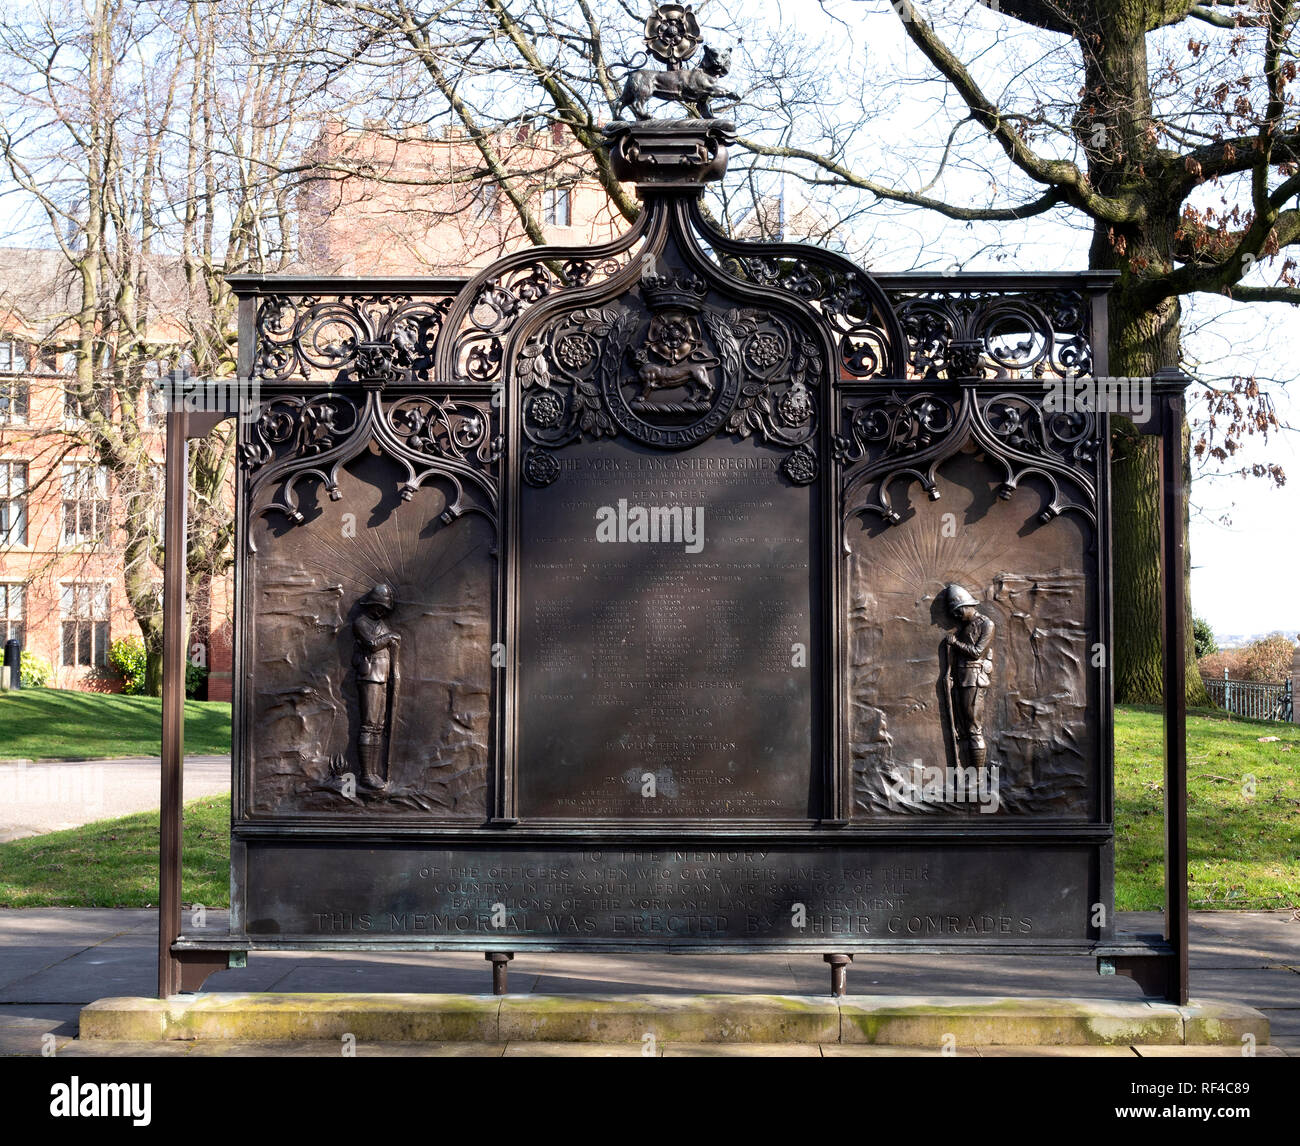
top-left (518, 306), bottom-right (621, 445)
top-left (240, 394), bottom-right (361, 471)
top-left (723, 311), bottom-right (822, 445)
top-left (894, 290), bottom-right (1092, 382)
top-left (833, 392), bottom-right (957, 470)
top-left (448, 253), bottom-right (636, 383)
top-left (253, 293), bottom-right (455, 384)
top-left (781, 443), bottom-right (818, 485)
top-left (518, 298), bottom-right (822, 456)
top-left (734, 256), bottom-right (895, 380)
top-left (388, 396), bottom-right (502, 466)
top-left (241, 391), bottom-right (498, 544)
top-left (684, 201), bottom-right (903, 380)
top-left (522, 447), bottom-right (562, 488)
top-left (982, 393), bottom-right (1099, 469)
top-left (839, 388), bottom-right (1098, 529)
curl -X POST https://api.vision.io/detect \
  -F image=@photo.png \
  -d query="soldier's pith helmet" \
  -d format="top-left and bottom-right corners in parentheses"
top-left (359, 583), bottom-right (395, 611)
top-left (944, 583), bottom-right (978, 612)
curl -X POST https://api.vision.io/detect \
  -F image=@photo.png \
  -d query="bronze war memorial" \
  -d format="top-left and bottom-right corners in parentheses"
top-left (152, 4), bottom-right (1195, 1005)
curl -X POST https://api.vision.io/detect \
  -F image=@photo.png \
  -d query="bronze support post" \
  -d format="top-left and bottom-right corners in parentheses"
top-left (487, 951), bottom-right (514, 995)
top-left (824, 952), bottom-right (853, 997)
top-left (1156, 373), bottom-right (1190, 1005)
top-left (158, 410), bottom-right (190, 998)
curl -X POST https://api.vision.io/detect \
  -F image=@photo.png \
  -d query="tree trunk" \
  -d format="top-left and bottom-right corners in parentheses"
top-left (1081, 5), bottom-right (1209, 706)
top-left (144, 647), bottom-right (163, 697)
top-left (1106, 299), bottom-right (1211, 706)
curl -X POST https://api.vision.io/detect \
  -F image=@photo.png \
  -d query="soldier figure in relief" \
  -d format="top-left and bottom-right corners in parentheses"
top-left (943, 583), bottom-right (994, 769)
top-left (353, 583), bottom-right (400, 790)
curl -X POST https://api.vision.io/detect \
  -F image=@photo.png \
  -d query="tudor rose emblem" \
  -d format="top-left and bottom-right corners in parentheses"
top-left (599, 267), bottom-right (740, 448)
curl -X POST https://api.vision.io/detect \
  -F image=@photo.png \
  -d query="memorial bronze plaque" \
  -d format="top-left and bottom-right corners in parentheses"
top-left (843, 447), bottom-right (1102, 820)
top-left (240, 841), bottom-right (1102, 947)
top-left (517, 434), bottom-right (820, 820)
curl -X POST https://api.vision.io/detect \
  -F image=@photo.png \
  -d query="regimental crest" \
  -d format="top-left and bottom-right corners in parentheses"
top-left (597, 268), bottom-right (737, 447)
top-left (518, 260), bottom-right (825, 461)
top-left (625, 271), bottom-right (723, 422)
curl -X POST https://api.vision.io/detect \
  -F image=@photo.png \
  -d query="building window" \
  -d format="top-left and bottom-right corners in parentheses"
top-left (0, 461), bottom-right (27, 545)
top-left (470, 181), bottom-right (501, 220)
top-left (0, 582), bottom-right (23, 647)
top-left (133, 463), bottom-right (166, 536)
top-left (61, 463), bottom-right (109, 544)
top-left (0, 378), bottom-right (28, 423)
top-left (64, 382), bottom-right (111, 424)
top-left (0, 341), bottom-right (26, 373)
top-left (60, 582), bottom-right (110, 667)
top-left (543, 186), bottom-right (572, 226)
top-left (142, 384), bottom-right (167, 429)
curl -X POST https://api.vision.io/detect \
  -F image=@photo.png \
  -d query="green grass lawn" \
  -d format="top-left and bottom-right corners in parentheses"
top-left (0, 688), bottom-right (232, 760)
top-left (1115, 705), bottom-right (1300, 911)
top-left (0, 702), bottom-right (1295, 910)
top-left (0, 795), bottom-right (230, 908)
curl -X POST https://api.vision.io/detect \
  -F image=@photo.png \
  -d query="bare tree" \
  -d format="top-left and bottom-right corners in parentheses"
top-left (735, 0), bottom-right (1299, 703)
top-left (0, 0), bottom-right (343, 690)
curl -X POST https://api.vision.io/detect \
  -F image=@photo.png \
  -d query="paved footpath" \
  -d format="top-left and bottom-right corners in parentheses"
top-left (0, 756), bottom-right (230, 842)
top-left (0, 908), bottom-right (1296, 1057)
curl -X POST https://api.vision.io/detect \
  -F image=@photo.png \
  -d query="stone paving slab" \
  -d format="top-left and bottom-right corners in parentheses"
top-left (81, 993), bottom-right (505, 1043)
top-left (496, 993), bottom-right (840, 1044)
top-left (1182, 968), bottom-right (1300, 1009)
top-left (0, 1031), bottom-right (72, 1056)
top-left (1131, 1045), bottom-right (1289, 1057)
top-left (837, 995), bottom-right (1187, 1046)
top-left (1186, 913), bottom-right (1300, 967)
top-left (502, 1041), bottom-right (654, 1057)
top-left (0, 908), bottom-right (155, 946)
top-left (1258, 1009), bottom-right (1300, 1054)
top-left (977, 1046), bottom-right (1138, 1056)
top-left (45, 1039), bottom-right (178, 1058)
top-left (661, 1042), bottom-right (821, 1057)
top-left (819, 1045), bottom-right (974, 1057)
top-left (0, 1004), bottom-right (80, 1035)
top-left (1180, 1001), bottom-right (1273, 1044)
top-left (187, 1040), bottom-right (508, 1058)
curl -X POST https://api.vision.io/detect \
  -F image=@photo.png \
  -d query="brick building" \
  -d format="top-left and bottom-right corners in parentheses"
top-left (298, 120), bottom-right (625, 275)
top-left (0, 248), bottom-right (169, 691)
top-left (0, 124), bottom-right (620, 696)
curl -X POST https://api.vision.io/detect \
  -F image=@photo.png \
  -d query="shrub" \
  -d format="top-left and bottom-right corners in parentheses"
top-left (108, 636), bottom-right (148, 695)
top-left (18, 650), bottom-right (52, 688)
top-left (186, 660), bottom-right (209, 700)
top-left (1192, 616), bottom-right (1218, 659)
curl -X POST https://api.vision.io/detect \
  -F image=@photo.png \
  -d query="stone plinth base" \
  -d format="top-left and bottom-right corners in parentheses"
top-left (79, 993), bottom-right (1268, 1047)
